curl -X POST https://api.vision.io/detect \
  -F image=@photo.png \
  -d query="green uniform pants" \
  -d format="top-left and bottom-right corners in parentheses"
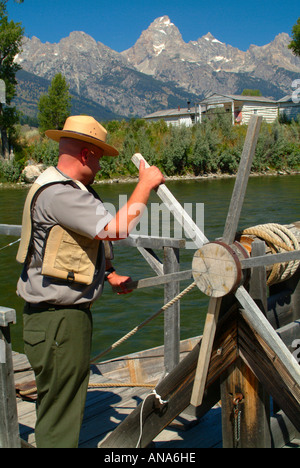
top-left (23, 303), bottom-right (93, 448)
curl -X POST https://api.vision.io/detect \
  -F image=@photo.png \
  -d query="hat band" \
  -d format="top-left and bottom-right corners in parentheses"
top-left (61, 130), bottom-right (106, 145)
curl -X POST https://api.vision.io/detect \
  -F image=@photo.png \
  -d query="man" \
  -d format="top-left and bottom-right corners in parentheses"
top-left (16, 115), bottom-right (165, 448)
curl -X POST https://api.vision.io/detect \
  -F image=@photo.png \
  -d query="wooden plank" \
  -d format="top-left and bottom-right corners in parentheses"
top-left (221, 240), bottom-right (271, 448)
top-left (115, 233), bottom-right (186, 250)
top-left (241, 250), bottom-right (300, 269)
top-left (277, 320), bottom-right (300, 352)
top-left (191, 115), bottom-right (263, 407)
top-left (236, 286), bottom-right (300, 388)
top-left (0, 307), bottom-right (16, 327)
top-left (131, 153), bottom-right (208, 248)
top-left (99, 310), bottom-right (239, 448)
top-left (0, 224), bottom-right (186, 250)
top-left (112, 269), bottom-right (193, 293)
top-left (0, 316), bottom-right (20, 448)
top-left (220, 357), bottom-right (271, 448)
top-left (222, 115), bottom-right (263, 243)
top-left (190, 297), bottom-right (221, 406)
top-left (0, 224), bottom-right (21, 236)
top-left (163, 247), bottom-right (180, 373)
top-left (271, 410), bottom-right (300, 448)
top-left (137, 247), bottom-right (164, 276)
top-left (238, 315), bottom-right (300, 431)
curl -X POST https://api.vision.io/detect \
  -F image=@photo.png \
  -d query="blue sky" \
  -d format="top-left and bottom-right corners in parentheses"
top-left (7, 0), bottom-right (299, 52)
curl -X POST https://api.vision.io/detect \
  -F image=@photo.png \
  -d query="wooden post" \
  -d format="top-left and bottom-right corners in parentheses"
top-left (191, 115), bottom-right (263, 407)
top-left (0, 307), bottom-right (20, 448)
top-left (163, 247), bottom-right (180, 373)
top-left (221, 240), bottom-right (271, 448)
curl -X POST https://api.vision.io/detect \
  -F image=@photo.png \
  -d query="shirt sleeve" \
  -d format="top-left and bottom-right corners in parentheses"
top-left (34, 183), bottom-right (113, 239)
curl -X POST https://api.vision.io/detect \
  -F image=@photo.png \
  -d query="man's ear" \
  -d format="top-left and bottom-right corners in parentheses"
top-left (80, 148), bottom-right (89, 164)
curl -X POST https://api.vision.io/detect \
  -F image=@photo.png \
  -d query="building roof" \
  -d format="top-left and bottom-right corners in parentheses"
top-left (200, 93), bottom-right (277, 104)
top-left (277, 95), bottom-right (300, 104)
top-left (144, 106), bottom-right (197, 119)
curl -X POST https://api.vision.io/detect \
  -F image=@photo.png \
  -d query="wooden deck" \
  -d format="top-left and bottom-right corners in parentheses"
top-left (13, 350), bottom-right (222, 449)
top-left (13, 348), bottom-right (299, 449)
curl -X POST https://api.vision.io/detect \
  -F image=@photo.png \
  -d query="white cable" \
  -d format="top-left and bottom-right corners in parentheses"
top-left (136, 389), bottom-right (168, 448)
top-left (0, 238), bottom-right (21, 251)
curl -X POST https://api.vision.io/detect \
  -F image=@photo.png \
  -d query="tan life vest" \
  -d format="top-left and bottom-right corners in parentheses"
top-left (16, 166), bottom-right (106, 286)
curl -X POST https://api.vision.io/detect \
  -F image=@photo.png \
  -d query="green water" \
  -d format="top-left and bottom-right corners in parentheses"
top-left (0, 174), bottom-right (299, 359)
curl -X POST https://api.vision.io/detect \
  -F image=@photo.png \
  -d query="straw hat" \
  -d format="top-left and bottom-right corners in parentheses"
top-left (45, 115), bottom-right (119, 156)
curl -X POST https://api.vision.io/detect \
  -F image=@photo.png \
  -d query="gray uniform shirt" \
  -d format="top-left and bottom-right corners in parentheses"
top-left (17, 183), bottom-right (113, 305)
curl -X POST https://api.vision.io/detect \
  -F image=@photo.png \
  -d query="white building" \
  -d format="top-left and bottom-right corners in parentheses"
top-left (144, 94), bottom-right (280, 127)
top-left (277, 95), bottom-right (300, 121)
top-left (144, 103), bottom-right (199, 127)
top-left (199, 93), bottom-right (278, 125)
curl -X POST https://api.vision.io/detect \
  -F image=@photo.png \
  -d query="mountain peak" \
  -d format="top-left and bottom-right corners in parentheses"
top-left (198, 32), bottom-right (224, 45)
top-left (152, 16), bottom-right (174, 27)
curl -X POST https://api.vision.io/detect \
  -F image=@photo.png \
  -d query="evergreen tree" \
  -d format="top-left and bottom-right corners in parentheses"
top-left (0, 0), bottom-right (24, 158)
top-left (289, 18), bottom-right (300, 57)
top-left (38, 73), bottom-right (72, 133)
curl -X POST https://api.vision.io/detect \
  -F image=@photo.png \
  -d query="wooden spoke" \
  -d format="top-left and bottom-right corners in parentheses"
top-left (191, 115), bottom-right (263, 407)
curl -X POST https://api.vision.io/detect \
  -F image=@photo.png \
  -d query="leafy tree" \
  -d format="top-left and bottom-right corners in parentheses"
top-left (0, 0), bottom-right (24, 158)
top-left (289, 17), bottom-right (300, 57)
top-left (38, 73), bottom-right (71, 133)
top-left (161, 126), bottom-right (192, 175)
top-left (241, 89), bottom-right (262, 96)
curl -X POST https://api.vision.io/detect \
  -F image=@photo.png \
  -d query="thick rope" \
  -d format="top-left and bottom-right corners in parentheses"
top-left (18, 381), bottom-right (155, 396)
top-left (90, 281), bottom-right (197, 363)
top-left (241, 223), bottom-right (300, 285)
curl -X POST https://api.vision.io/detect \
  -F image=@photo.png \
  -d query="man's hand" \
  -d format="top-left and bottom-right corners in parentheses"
top-left (107, 271), bottom-right (133, 295)
top-left (96, 162), bottom-right (165, 241)
top-left (138, 160), bottom-right (165, 191)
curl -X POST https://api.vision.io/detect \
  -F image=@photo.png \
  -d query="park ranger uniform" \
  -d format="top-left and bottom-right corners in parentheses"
top-left (16, 166), bottom-right (113, 448)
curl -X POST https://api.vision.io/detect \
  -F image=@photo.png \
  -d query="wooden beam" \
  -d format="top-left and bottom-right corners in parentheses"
top-left (220, 357), bottom-right (271, 448)
top-left (163, 247), bottom-right (180, 373)
top-left (241, 250), bottom-right (300, 269)
top-left (191, 115), bottom-right (263, 407)
top-left (99, 310), bottom-right (239, 448)
top-left (112, 269), bottom-right (193, 293)
top-left (115, 233), bottom-right (186, 250)
top-left (137, 247), bottom-right (164, 276)
top-left (238, 315), bottom-right (300, 432)
top-left (236, 286), bottom-right (300, 389)
top-left (131, 153), bottom-right (208, 248)
top-left (0, 224), bottom-right (21, 237)
top-left (0, 308), bottom-right (20, 448)
top-left (222, 115), bottom-right (263, 244)
top-left (221, 240), bottom-right (271, 448)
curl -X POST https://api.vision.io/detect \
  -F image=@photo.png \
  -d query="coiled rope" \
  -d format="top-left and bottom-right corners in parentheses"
top-left (241, 223), bottom-right (300, 285)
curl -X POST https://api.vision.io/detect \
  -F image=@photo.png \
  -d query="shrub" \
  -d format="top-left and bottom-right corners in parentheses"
top-left (0, 159), bottom-right (22, 182)
top-left (161, 126), bottom-right (192, 175)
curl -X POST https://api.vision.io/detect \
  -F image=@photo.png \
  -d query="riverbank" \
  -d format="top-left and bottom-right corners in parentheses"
top-left (1, 168), bottom-right (299, 189)
top-left (94, 168), bottom-right (300, 185)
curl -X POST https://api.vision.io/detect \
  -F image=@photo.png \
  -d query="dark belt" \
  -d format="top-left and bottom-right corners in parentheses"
top-left (25, 301), bottom-right (92, 312)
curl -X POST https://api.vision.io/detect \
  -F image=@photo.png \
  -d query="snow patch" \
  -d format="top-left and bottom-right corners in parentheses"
top-left (210, 56), bottom-right (231, 63)
top-left (157, 16), bottom-right (174, 26)
top-left (153, 43), bottom-right (165, 56)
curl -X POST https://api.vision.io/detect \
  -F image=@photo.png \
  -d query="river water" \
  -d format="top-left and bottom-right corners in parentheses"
top-left (0, 174), bottom-right (299, 360)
